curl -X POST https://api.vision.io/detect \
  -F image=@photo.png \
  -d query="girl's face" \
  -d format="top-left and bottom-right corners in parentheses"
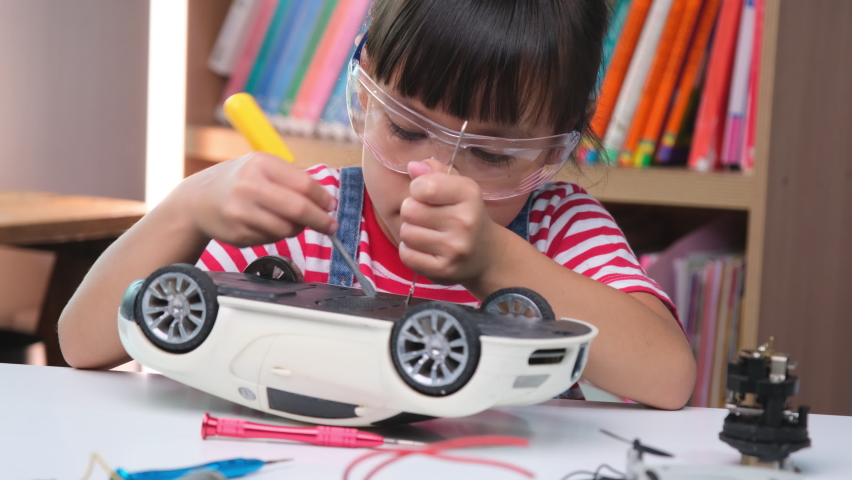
top-left (362, 96), bottom-right (556, 247)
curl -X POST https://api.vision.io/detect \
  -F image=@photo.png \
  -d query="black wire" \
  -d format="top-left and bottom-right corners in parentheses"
top-left (559, 463), bottom-right (626, 480)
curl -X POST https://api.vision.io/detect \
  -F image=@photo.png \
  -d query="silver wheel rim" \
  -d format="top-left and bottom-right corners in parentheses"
top-left (141, 272), bottom-right (207, 345)
top-left (484, 293), bottom-right (543, 319)
top-left (396, 309), bottom-right (468, 388)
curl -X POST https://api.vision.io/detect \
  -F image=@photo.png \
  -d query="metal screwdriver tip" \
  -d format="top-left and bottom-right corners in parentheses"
top-left (264, 458), bottom-right (294, 464)
top-left (383, 438), bottom-right (427, 447)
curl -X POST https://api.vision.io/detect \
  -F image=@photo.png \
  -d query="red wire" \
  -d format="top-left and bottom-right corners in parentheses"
top-left (343, 435), bottom-right (534, 480)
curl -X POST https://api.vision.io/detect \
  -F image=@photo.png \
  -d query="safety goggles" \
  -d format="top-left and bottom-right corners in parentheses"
top-left (345, 36), bottom-right (581, 200)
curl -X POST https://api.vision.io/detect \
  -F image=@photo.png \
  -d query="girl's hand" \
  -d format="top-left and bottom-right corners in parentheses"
top-left (399, 158), bottom-right (502, 285)
top-left (180, 153), bottom-right (338, 247)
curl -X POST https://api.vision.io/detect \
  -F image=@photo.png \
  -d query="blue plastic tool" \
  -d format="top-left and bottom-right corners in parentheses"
top-left (115, 458), bottom-right (290, 480)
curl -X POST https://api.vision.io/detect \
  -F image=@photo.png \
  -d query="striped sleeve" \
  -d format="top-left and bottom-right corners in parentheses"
top-left (529, 182), bottom-right (678, 321)
top-left (196, 164), bottom-right (340, 281)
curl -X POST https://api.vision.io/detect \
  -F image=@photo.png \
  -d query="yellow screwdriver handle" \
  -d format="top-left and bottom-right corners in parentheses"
top-left (223, 93), bottom-right (295, 163)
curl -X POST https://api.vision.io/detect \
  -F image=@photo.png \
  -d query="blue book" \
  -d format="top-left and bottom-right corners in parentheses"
top-left (249, 0), bottom-right (303, 101)
top-left (262, 0), bottom-right (329, 112)
top-left (244, 0), bottom-right (293, 95)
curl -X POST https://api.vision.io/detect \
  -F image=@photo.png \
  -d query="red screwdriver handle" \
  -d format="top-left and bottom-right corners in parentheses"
top-left (202, 414), bottom-right (384, 448)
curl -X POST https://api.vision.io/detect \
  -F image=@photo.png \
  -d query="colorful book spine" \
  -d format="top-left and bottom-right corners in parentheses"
top-left (696, 259), bottom-right (722, 407)
top-left (279, 0), bottom-right (340, 117)
top-left (220, 0), bottom-right (279, 105)
top-left (290, 0), bottom-right (371, 129)
top-left (633, 0), bottom-right (705, 167)
top-left (656, 0), bottom-right (722, 164)
top-left (599, 0), bottom-right (633, 91)
top-left (243, 0), bottom-right (296, 96)
top-left (688, 0), bottom-right (744, 172)
top-left (617, 0), bottom-right (688, 167)
top-left (591, 0), bottom-right (654, 139)
top-left (720, 0), bottom-right (757, 168)
top-left (208, 0), bottom-right (260, 76)
top-left (317, 57), bottom-right (357, 140)
top-left (741, 0), bottom-right (764, 172)
top-left (602, 0), bottom-right (675, 162)
top-left (262, 0), bottom-right (331, 113)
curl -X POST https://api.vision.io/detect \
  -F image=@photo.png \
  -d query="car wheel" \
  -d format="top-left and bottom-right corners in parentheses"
top-left (135, 264), bottom-right (218, 353)
top-left (481, 287), bottom-right (555, 321)
top-left (390, 302), bottom-right (480, 396)
top-left (243, 255), bottom-right (304, 283)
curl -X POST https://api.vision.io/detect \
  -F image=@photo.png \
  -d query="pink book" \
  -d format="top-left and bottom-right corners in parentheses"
top-left (290, 0), bottom-right (371, 123)
top-left (741, 0), bottom-right (765, 171)
top-left (220, 0), bottom-right (279, 105)
top-left (696, 260), bottom-right (722, 407)
top-left (721, 0), bottom-right (757, 168)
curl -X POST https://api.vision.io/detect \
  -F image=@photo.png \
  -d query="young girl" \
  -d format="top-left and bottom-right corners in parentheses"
top-left (59, 0), bottom-right (695, 409)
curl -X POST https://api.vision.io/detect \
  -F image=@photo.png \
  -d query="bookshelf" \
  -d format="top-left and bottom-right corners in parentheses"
top-left (182, 0), bottom-right (852, 415)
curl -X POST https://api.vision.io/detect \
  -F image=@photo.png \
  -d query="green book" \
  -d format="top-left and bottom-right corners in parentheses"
top-left (280, 0), bottom-right (339, 116)
top-left (244, 0), bottom-right (294, 95)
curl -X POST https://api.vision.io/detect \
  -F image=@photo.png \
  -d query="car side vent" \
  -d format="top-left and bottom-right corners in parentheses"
top-left (528, 348), bottom-right (566, 365)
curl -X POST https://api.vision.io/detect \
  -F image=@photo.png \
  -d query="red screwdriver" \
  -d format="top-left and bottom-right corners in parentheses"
top-left (201, 414), bottom-right (425, 448)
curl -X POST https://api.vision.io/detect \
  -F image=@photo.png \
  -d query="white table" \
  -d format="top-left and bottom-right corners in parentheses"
top-left (2, 364), bottom-right (849, 480)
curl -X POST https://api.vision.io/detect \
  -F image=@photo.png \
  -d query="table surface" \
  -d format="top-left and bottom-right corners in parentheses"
top-left (0, 191), bottom-right (147, 245)
top-left (2, 364), bottom-right (849, 480)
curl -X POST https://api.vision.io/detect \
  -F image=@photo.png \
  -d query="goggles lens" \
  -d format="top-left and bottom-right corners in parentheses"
top-left (346, 61), bottom-right (581, 200)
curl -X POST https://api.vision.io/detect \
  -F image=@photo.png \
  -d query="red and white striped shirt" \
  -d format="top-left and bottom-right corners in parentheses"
top-left (198, 165), bottom-right (675, 316)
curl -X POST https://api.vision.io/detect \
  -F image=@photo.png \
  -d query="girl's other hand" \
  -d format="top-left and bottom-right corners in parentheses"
top-left (181, 153), bottom-right (338, 247)
top-left (399, 158), bottom-right (500, 285)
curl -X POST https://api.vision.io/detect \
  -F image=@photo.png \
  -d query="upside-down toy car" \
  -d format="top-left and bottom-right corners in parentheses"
top-left (118, 255), bottom-right (597, 426)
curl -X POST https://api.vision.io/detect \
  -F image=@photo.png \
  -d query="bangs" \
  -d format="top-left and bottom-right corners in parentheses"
top-left (365, 0), bottom-right (608, 136)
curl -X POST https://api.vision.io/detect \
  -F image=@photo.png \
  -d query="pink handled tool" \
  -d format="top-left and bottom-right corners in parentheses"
top-left (202, 413), bottom-right (423, 449)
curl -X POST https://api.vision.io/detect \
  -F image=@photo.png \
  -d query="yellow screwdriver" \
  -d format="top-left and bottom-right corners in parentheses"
top-left (222, 93), bottom-right (376, 296)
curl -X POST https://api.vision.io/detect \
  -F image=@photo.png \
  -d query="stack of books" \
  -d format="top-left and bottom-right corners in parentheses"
top-left (642, 217), bottom-right (746, 407)
top-left (208, 0), bottom-right (372, 141)
top-left (583, 0), bottom-right (764, 172)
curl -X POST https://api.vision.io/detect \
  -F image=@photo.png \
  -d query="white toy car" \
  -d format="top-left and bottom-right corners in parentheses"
top-left (118, 256), bottom-right (597, 426)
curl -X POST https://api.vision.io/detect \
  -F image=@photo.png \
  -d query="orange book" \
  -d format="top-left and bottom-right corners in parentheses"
top-left (591, 0), bottom-right (654, 138)
top-left (633, 0), bottom-right (705, 167)
top-left (617, 0), bottom-right (686, 167)
top-left (688, 0), bottom-right (744, 171)
top-left (657, 0), bottom-right (722, 164)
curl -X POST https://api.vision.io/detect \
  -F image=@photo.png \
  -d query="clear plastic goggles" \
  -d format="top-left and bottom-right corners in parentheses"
top-left (346, 61), bottom-right (581, 200)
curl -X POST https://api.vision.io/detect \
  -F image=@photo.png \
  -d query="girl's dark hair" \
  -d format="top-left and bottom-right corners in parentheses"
top-left (365, 0), bottom-right (610, 137)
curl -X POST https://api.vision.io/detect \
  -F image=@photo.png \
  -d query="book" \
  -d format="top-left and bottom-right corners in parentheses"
top-left (591, 0), bottom-right (654, 140)
top-left (599, 0), bottom-right (634, 90)
top-left (656, 0), bottom-right (722, 164)
top-left (243, 0), bottom-right (297, 96)
top-left (279, 0), bottom-right (340, 116)
top-left (618, 0), bottom-right (687, 167)
top-left (695, 259), bottom-right (722, 407)
top-left (262, 0), bottom-right (333, 113)
top-left (721, 0), bottom-right (757, 168)
top-left (602, 0), bottom-right (675, 162)
top-left (741, 0), bottom-right (765, 172)
top-left (316, 45), bottom-right (359, 141)
top-left (688, 0), bottom-right (744, 171)
top-left (220, 0), bottom-right (280, 105)
top-left (249, 0), bottom-right (303, 103)
top-left (633, 0), bottom-right (705, 167)
top-left (208, 0), bottom-right (260, 76)
top-left (709, 256), bottom-right (735, 407)
top-left (290, 0), bottom-right (371, 130)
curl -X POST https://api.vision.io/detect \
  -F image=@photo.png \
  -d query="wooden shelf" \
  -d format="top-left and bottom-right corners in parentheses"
top-left (186, 124), bottom-right (755, 211)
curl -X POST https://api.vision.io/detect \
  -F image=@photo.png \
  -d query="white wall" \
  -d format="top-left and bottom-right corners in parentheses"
top-left (0, 0), bottom-right (149, 200)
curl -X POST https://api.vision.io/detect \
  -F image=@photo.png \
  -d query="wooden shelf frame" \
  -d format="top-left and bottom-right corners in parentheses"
top-left (183, 0), bottom-right (852, 415)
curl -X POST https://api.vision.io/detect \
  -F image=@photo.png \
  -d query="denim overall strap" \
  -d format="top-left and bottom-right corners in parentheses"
top-left (328, 167), bottom-right (365, 287)
top-left (506, 194), bottom-right (533, 241)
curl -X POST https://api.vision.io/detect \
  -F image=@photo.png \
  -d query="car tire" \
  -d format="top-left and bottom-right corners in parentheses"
top-left (481, 287), bottom-right (555, 321)
top-left (243, 255), bottom-right (304, 283)
top-left (135, 264), bottom-right (219, 353)
top-left (390, 302), bottom-right (480, 397)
